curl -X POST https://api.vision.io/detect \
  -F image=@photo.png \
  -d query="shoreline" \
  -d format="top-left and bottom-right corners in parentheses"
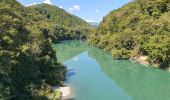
top-left (130, 56), bottom-right (149, 66)
top-left (53, 86), bottom-right (73, 100)
top-left (129, 56), bottom-right (167, 70)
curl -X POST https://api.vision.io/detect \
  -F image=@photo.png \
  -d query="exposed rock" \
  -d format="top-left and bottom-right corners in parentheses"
top-left (130, 56), bottom-right (149, 66)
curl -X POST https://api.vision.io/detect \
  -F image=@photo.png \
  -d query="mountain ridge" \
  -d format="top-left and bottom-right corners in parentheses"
top-left (28, 3), bottom-right (92, 42)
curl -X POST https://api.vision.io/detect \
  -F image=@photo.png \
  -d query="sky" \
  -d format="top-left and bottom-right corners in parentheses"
top-left (17, 0), bottom-right (132, 23)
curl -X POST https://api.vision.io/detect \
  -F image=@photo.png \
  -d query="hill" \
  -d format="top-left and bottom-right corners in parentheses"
top-left (29, 4), bottom-right (91, 42)
top-left (0, 0), bottom-right (66, 99)
top-left (89, 0), bottom-right (170, 69)
top-left (30, 4), bottom-right (88, 28)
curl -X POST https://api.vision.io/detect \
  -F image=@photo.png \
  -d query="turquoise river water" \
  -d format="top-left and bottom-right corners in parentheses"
top-left (53, 40), bottom-right (170, 100)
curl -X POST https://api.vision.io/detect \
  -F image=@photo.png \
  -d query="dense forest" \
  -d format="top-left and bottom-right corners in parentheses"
top-left (29, 4), bottom-right (91, 43)
top-left (89, 0), bottom-right (170, 69)
top-left (0, 0), bottom-right (90, 99)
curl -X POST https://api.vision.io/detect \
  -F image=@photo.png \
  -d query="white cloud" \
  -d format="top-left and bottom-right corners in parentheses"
top-left (73, 5), bottom-right (80, 10)
top-left (69, 5), bottom-right (80, 12)
top-left (59, 6), bottom-right (63, 9)
top-left (86, 20), bottom-right (96, 23)
top-left (43, 0), bottom-right (52, 5)
top-left (69, 8), bottom-right (74, 11)
top-left (95, 9), bottom-right (99, 13)
top-left (26, 2), bottom-right (39, 7)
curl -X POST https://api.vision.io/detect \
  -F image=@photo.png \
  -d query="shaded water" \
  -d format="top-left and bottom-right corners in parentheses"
top-left (53, 40), bottom-right (170, 100)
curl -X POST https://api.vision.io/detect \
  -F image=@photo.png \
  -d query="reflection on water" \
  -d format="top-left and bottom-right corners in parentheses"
top-left (53, 40), bottom-right (170, 100)
top-left (53, 40), bottom-right (88, 63)
top-left (66, 68), bottom-right (76, 77)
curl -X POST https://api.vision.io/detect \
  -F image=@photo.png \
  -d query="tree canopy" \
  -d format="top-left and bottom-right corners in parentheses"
top-left (29, 4), bottom-right (92, 43)
top-left (0, 0), bottom-right (67, 99)
top-left (89, 0), bottom-right (170, 69)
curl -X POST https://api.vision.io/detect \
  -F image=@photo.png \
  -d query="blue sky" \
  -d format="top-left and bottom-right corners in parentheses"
top-left (17, 0), bottom-right (132, 23)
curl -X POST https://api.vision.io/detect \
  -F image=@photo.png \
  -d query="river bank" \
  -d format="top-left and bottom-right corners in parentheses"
top-left (130, 55), bottom-right (170, 71)
top-left (52, 86), bottom-right (73, 100)
top-left (130, 56), bottom-right (149, 66)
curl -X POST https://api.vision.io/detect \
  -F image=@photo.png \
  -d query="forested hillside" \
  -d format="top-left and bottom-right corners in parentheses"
top-left (30, 4), bottom-right (88, 28)
top-left (0, 0), bottom-right (67, 99)
top-left (29, 4), bottom-right (91, 42)
top-left (89, 0), bottom-right (170, 69)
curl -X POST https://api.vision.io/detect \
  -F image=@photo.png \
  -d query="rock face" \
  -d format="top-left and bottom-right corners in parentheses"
top-left (137, 56), bottom-right (149, 65)
top-left (130, 56), bottom-right (149, 66)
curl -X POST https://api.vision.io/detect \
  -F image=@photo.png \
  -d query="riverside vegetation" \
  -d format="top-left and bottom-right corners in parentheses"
top-left (0, 0), bottom-right (91, 99)
top-left (89, 0), bottom-right (170, 69)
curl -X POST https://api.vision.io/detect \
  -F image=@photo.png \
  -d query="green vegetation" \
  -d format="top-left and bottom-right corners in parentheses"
top-left (89, 0), bottom-right (170, 69)
top-left (0, 0), bottom-right (70, 99)
top-left (29, 4), bottom-right (91, 43)
top-left (0, 0), bottom-right (93, 98)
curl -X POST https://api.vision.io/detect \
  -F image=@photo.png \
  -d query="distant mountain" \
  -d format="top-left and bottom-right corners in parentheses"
top-left (29, 4), bottom-right (92, 42)
top-left (88, 22), bottom-right (99, 26)
top-left (29, 4), bottom-right (89, 28)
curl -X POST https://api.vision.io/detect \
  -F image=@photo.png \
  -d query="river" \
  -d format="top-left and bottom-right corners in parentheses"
top-left (53, 40), bottom-right (170, 100)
